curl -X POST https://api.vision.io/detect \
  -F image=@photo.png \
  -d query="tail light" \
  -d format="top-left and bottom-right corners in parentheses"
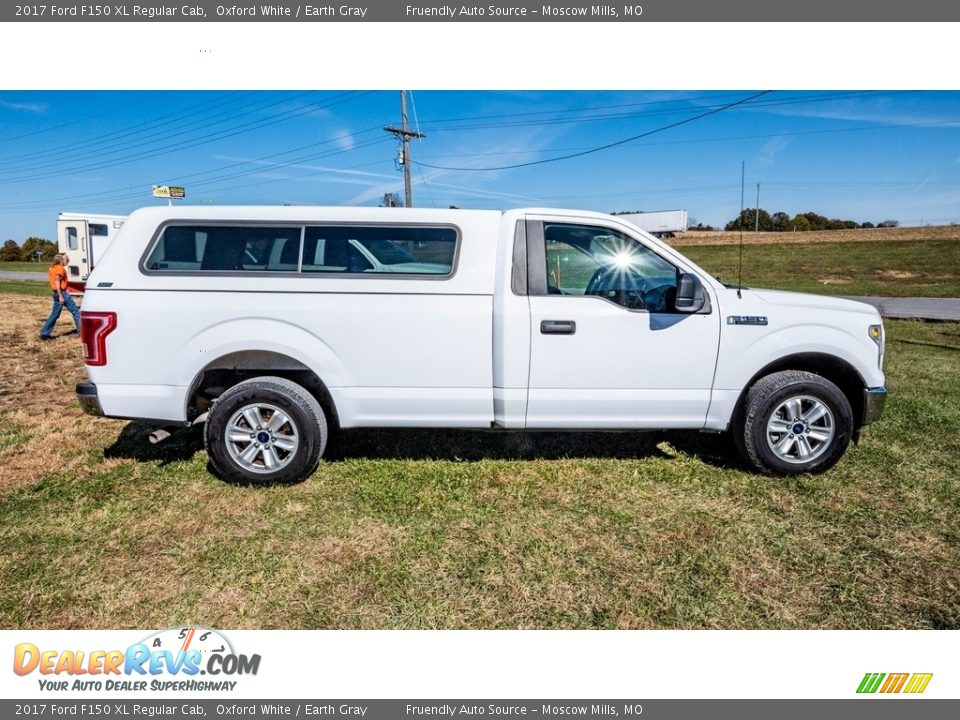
top-left (80, 311), bottom-right (117, 366)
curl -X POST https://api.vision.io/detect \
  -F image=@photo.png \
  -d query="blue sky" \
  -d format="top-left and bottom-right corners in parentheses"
top-left (2, 90), bottom-right (960, 241)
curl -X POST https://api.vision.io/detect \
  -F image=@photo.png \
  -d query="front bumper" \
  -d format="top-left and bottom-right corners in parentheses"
top-left (862, 386), bottom-right (888, 426)
top-left (76, 382), bottom-right (103, 417)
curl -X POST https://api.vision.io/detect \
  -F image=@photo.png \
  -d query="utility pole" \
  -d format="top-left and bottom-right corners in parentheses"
top-left (384, 91), bottom-right (424, 208)
top-left (754, 182), bottom-right (761, 233)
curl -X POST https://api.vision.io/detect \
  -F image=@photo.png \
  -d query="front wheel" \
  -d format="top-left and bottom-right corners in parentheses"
top-left (738, 370), bottom-right (853, 475)
top-left (204, 376), bottom-right (327, 484)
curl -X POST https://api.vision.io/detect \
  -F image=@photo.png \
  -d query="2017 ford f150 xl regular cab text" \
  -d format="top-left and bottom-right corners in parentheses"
top-left (75, 206), bottom-right (887, 484)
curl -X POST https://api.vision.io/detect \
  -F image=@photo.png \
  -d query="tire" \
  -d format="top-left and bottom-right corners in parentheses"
top-left (737, 370), bottom-right (853, 475)
top-left (204, 376), bottom-right (327, 485)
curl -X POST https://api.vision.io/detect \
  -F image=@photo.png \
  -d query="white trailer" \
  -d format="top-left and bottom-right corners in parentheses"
top-left (617, 209), bottom-right (688, 238)
top-left (57, 212), bottom-right (127, 293)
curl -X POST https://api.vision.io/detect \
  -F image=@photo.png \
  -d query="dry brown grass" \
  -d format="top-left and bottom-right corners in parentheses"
top-left (0, 294), bottom-right (126, 488)
top-left (673, 224), bottom-right (960, 247)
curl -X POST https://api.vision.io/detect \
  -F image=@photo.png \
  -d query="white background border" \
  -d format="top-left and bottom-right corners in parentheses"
top-left (3, 629), bottom-right (957, 698)
top-left (0, 22), bottom-right (957, 90)
top-left (1, 18), bottom-right (957, 701)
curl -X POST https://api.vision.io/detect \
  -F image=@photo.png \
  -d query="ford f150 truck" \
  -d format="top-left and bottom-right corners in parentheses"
top-left (76, 206), bottom-right (887, 484)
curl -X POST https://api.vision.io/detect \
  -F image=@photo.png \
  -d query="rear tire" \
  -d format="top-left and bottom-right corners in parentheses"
top-left (738, 370), bottom-right (853, 475)
top-left (204, 376), bottom-right (326, 484)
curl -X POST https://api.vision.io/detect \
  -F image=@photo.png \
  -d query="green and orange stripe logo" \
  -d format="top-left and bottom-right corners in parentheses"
top-left (857, 672), bottom-right (933, 694)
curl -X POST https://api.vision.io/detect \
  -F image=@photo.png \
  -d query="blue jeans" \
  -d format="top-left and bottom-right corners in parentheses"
top-left (40, 291), bottom-right (81, 337)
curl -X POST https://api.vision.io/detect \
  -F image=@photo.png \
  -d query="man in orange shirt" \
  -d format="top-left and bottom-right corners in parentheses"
top-left (39, 253), bottom-right (81, 340)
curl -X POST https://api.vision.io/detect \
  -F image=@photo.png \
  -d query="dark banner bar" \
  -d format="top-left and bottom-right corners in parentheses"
top-left (3, 700), bottom-right (958, 719)
top-left (5, 0), bottom-right (960, 22)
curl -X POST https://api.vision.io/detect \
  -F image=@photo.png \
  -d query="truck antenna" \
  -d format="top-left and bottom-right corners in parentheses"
top-left (737, 160), bottom-right (745, 299)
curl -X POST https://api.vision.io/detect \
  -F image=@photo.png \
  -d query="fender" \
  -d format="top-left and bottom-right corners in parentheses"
top-left (706, 322), bottom-right (878, 430)
top-left (176, 316), bottom-right (348, 391)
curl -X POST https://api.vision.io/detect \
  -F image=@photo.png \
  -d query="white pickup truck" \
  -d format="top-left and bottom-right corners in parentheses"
top-left (76, 206), bottom-right (886, 484)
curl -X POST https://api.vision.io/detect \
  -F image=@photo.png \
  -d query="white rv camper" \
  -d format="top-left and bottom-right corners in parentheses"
top-left (57, 212), bottom-right (127, 293)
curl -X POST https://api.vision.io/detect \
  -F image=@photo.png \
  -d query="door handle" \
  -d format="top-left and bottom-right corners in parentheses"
top-left (540, 320), bottom-right (576, 335)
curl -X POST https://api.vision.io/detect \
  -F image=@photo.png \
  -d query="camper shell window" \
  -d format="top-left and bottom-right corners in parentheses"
top-left (301, 225), bottom-right (457, 275)
top-left (141, 222), bottom-right (459, 277)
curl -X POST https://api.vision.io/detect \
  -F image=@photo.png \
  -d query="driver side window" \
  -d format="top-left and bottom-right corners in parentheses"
top-left (542, 223), bottom-right (679, 311)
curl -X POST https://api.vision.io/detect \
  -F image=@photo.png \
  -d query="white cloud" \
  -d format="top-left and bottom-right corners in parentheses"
top-left (758, 135), bottom-right (791, 165)
top-left (333, 131), bottom-right (356, 151)
top-left (0, 99), bottom-right (47, 113)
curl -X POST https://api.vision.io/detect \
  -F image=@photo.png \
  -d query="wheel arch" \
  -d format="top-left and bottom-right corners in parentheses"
top-left (730, 352), bottom-right (867, 437)
top-left (186, 350), bottom-right (340, 430)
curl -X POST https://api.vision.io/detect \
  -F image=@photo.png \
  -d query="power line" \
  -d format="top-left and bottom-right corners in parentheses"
top-left (0, 91), bottom-right (335, 177)
top-left (415, 90), bottom-right (773, 172)
top-left (0, 134), bottom-right (393, 211)
top-left (414, 115), bottom-right (960, 162)
top-left (1, 90), bottom-right (267, 166)
top-left (0, 125), bottom-right (386, 209)
top-left (416, 90), bottom-right (909, 129)
top-left (0, 92), bottom-right (375, 185)
top-left (0, 93), bottom-right (156, 144)
top-left (417, 91), bottom-right (911, 134)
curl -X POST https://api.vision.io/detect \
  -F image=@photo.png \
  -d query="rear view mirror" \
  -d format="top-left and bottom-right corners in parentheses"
top-left (675, 273), bottom-right (706, 313)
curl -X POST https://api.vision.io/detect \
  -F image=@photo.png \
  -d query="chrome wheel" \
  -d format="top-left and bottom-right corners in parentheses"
top-left (224, 402), bottom-right (300, 474)
top-left (765, 394), bottom-right (835, 464)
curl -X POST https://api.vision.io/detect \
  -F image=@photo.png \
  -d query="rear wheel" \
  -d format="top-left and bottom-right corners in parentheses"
top-left (204, 376), bottom-right (326, 484)
top-left (738, 370), bottom-right (853, 475)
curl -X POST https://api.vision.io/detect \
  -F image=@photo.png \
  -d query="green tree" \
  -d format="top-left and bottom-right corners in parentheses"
top-left (0, 239), bottom-right (21, 262)
top-left (801, 212), bottom-right (829, 231)
top-left (790, 214), bottom-right (812, 231)
top-left (724, 208), bottom-right (772, 231)
top-left (770, 211), bottom-right (791, 232)
top-left (20, 236), bottom-right (57, 262)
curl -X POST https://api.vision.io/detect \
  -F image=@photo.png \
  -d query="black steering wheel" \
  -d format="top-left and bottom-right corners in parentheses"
top-left (585, 266), bottom-right (652, 310)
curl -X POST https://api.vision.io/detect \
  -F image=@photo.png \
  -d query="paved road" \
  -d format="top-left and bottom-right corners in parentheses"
top-left (1, 270), bottom-right (958, 321)
top-left (0, 271), bottom-right (46, 282)
top-left (842, 296), bottom-right (960, 322)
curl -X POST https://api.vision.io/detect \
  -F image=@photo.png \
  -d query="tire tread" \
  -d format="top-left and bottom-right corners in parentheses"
top-left (204, 376), bottom-right (326, 484)
top-left (740, 370), bottom-right (852, 475)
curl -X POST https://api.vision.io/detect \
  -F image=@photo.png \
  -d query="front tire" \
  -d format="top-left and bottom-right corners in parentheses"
top-left (204, 376), bottom-right (327, 484)
top-left (738, 370), bottom-right (853, 475)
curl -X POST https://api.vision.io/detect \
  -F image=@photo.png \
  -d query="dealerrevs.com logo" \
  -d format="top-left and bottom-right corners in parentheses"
top-left (13, 626), bottom-right (260, 692)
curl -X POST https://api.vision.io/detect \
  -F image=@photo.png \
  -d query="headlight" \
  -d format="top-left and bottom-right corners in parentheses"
top-left (869, 323), bottom-right (885, 370)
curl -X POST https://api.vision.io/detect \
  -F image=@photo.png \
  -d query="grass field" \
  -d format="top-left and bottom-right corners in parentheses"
top-left (0, 292), bottom-right (957, 629)
top-left (0, 261), bottom-right (49, 273)
top-left (679, 238), bottom-right (960, 297)
top-left (0, 280), bottom-right (49, 297)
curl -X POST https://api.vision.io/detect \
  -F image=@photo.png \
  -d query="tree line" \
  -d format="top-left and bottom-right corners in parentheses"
top-left (723, 209), bottom-right (899, 232)
top-left (1, 237), bottom-right (57, 262)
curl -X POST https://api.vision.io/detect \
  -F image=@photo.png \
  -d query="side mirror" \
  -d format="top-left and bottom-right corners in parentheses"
top-left (675, 273), bottom-right (706, 313)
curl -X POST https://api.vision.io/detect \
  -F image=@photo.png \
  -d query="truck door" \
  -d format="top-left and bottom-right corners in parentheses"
top-left (524, 216), bottom-right (721, 429)
top-left (58, 219), bottom-right (88, 283)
